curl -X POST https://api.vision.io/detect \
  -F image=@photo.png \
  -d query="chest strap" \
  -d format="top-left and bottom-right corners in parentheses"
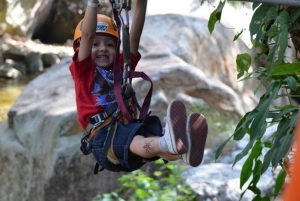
top-left (87, 102), bottom-right (119, 130)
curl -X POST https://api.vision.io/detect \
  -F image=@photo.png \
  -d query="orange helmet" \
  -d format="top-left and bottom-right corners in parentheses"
top-left (73, 14), bottom-right (119, 52)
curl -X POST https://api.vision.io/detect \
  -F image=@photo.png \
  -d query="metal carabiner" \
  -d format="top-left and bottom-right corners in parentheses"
top-left (109, 0), bottom-right (132, 85)
top-left (110, 0), bottom-right (121, 12)
top-left (110, 0), bottom-right (131, 13)
top-left (123, 0), bottom-right (132, 10)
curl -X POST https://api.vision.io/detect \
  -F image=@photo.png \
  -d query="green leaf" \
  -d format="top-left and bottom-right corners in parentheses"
top-left (271, 107), bottom-right (298, 122)
top-left (215, 135), bottom-right (233, 161)
top-left (135, 189), bottom-right (151, 199)
top-left (248, 185), bottom-right (261, 195)
top-left (208, 1), bottom-right (226, 34)
top-left (233, 127), bottom-right (248, 141)
top-left (272, 117), bottom-right (289, 143)
top-left (236, 53), bottom-right (252, 79)
top-left (234, 29), bottom-right (244, 41)
top-left (267, 24), bottom-right (280, 39)
top-left (284, 76), bottom-right (298, 91)
top-left (233, 139), bottom-right (255, 167)
top-left (274, 169), bottom-right (287, 195)
top-left (273, 133), bottom-right (294, 166)
top-left (263, 141), bottom-right (272, 148)
top-left (249, 81), bottom-right (281, 140)
top-left (261, 148), bottom-right (274, 173)
top-left (251, 140), bottom-right (263, 159)
top-left (252, 159), bottom-right (262, 187)
top-left (257, 196), bottom-right (271, 201)
top-left (270, 62), bottom-right (300, 75)
top-left (252, 196), bottom-right (262, 201)
top-left (240, 155), bottom-right (253, 189)
top-left (252, 120), bottom-right (268, 140)
top-left (289, 8), bottom-right (300, 22)
top-left (265, 6), bottom-right (278, 21)
top-left (267, 10), bottom-right (289, 72)
top-left (233, 109), bottom-right (259, 141)
top-left (240, 141), bottom-right (262, 189)
top-left (249, 5), bottom-right (275, 40)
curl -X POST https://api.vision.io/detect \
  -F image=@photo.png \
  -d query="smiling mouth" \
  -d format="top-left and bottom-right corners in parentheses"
top-left (97, 55), bottom-right (108, 59)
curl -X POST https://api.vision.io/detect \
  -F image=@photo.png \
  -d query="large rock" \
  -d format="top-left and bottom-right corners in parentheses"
top-left (0, 0), bottom-right (115, 43)
top-left (0, 0), bottom-right (54, 36)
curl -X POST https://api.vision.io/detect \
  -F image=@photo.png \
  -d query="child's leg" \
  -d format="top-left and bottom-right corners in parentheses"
top-left (129, 135), bottom-right (179, 161)
top-left (129, 135), bottom-right (161, 158)
top-left (129, 100), bottom-right (189, 162)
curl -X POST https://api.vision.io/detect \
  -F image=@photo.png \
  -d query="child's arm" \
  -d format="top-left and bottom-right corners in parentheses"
top-left (77, 0), bottom-right (99, 62)
top-left (130, 0), bottom-right (147, 56)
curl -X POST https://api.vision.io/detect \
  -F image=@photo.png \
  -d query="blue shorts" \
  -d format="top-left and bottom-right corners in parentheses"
top-left (90, 115), bottom-right (163, 172)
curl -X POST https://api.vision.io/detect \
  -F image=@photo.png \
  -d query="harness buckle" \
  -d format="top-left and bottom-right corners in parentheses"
top-left (80, 131), bottom-right (92, 155)
top-left (91, 114), bottom-right (105, 128)
top-left (110, 0), bottom-right (131, 13)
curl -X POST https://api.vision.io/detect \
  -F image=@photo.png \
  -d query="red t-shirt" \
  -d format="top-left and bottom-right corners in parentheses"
top-left (69, 51), bottom-right (141, 129)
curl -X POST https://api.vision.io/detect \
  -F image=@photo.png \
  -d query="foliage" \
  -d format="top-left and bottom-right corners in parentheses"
top-left (93, 160), bottom-right (196, 201)
top-left (206, 0), bottom-right (300, 200)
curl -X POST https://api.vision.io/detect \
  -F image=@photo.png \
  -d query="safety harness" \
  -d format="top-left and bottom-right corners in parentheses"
top-left (80, 0), bottom-right (158, 173)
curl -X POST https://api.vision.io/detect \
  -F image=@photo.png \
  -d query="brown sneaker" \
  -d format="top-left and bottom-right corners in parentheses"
top-left (163, 100), bottom-right (188, 154)
top-left (180, 113), bottom-right (208, 167)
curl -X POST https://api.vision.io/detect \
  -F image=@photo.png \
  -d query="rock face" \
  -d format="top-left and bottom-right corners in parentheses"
top-left (0, 0), bottom-right (114, 43)
top-left (0, 34), bottom-right (74, 78)
top-left (136, 14), bottom-right (256, 119)
top-left (0, 0), bottom-right (55, 36)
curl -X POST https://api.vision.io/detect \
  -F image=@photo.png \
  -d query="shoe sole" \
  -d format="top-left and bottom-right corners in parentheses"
top-left (167, 100), bottom-right (188, 154)
top-left (184, 113), bottom-right (208, 167)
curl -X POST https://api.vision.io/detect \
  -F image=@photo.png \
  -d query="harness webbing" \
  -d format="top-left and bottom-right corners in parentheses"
top-left (111, 1), bottom-right (153, 123)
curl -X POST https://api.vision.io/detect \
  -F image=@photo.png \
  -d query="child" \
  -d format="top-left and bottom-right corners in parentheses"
top-left (69, 0), bottom-right (208, 172)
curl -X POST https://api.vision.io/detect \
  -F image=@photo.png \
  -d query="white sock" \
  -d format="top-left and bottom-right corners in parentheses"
top-left (159, 137), bottom-right (169, 152)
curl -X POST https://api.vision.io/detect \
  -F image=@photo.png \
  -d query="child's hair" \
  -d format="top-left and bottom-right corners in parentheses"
top-left (73, 14), bottom-right (119, 52)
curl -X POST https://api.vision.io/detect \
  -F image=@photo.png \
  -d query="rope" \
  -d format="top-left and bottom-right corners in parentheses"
top-left (228, 0), bottom-right (300, 6)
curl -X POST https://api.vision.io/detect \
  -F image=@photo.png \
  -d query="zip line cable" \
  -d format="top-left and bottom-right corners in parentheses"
top-left (228, 0), bottom-right (300, 6)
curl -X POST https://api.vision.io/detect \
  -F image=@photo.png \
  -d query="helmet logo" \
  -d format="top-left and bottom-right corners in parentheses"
top-left (96, 22), bottom-right (108, 32)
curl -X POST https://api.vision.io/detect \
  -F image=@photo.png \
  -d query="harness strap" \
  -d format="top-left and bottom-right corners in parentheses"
top-left (107, 122), bottom-right (120, 164)
top-left (94, 116), bottom-right (119, 174)
top-left (80, 115), bottom-right (115, 155)
top-left (86, 102), bottom-right (119, 131)
top-left (112, 8), bottom-right (153, 123)
top-left (80, 102), bottom-right (119, 155)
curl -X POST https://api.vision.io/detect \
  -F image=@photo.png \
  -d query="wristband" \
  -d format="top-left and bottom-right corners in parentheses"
top-left (87, 1), bottom-right (100, 8)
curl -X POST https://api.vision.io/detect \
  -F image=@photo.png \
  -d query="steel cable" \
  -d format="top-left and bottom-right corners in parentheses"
top-left (228, 0), bottom-right (300, 6)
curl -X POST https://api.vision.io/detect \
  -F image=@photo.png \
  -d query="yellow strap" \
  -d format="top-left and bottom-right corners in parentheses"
top-left (88, 116), bottom-right (113, 140)
top-left (89, 114), bottom-right (123, 164)
top-left (107, 122), bottom-right (120, 164)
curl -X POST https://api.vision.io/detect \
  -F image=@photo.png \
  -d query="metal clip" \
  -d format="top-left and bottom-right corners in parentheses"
top-left (80, 135), bottom-right (92, 155)
top-left (92, 114), bottom-right (104, 128)
top-left (110, 0), bottom-right (131, 12)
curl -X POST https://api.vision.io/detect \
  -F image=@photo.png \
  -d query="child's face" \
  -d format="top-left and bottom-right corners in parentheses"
top-left (92, 34), bottom-right (117, 69)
